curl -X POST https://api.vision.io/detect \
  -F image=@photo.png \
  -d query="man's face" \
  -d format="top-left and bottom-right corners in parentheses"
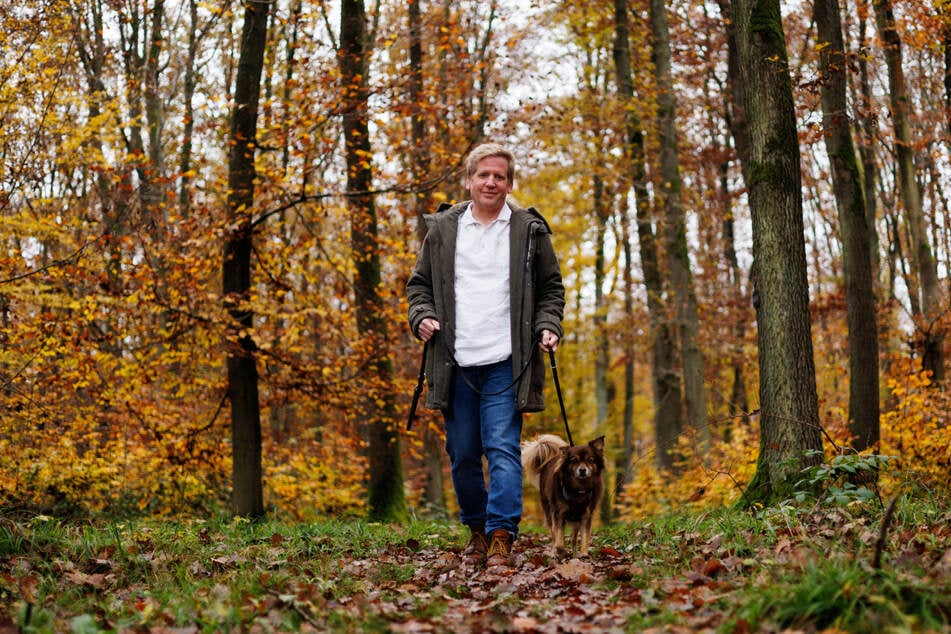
top-left (466, 156), bottom-right (513, 213)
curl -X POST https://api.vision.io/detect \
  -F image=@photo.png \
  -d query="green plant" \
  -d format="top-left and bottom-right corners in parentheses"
top-left (793, 451), bottom-right (896, 507)
top-left (735, 555), bottom-right (950, 632)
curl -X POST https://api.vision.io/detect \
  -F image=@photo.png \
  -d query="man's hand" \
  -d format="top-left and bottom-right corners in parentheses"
top-left (539, 329), bottom-right (559, 352)
top-left (418, 317), bottom-right (440, 342)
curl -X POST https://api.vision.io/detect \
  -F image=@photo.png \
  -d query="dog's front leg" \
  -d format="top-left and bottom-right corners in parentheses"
top-left (565, 521), bottom-right (581, 557)
top-left (551, 520), bottom-right (566, 558)
top-left (578, 512), bottom-right (593, 557)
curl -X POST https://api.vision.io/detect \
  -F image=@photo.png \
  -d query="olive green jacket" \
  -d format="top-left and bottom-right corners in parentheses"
top-left (406, 201), bottom-right (565, 412)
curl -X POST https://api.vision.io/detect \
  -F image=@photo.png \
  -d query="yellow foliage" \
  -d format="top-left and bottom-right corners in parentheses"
top-left (880, 359), bottom-right (951, 493)
top-left (617, 420), bottom-right (759, 520)
top-left (264, 435), bottom-right (367, 520)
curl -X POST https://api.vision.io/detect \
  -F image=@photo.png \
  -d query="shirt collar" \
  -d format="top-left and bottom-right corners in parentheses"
top-left (462, 202), bottom-right (512, 226)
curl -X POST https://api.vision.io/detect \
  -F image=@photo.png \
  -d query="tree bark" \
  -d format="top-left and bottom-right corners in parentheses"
top-left (650, 0), bottom-right (709, 454)
top-left (407, 0), bottom-right (446, 517)
top-left (409, 0), bottom-right (433, 243)
top-left (814, 0), bottom-right (880, 451)
top-left (727, 0), bottom-right (823, 504)
top-left (873, 0), bottom-right (944, 383)
top-left (593, 173), bottom-right (612, 523)
top-left (714, 0), bottom-right (753, 434)
top-left (617, 194), bottom-right (636, 499)
top-left (143, 0), bottom-right (167, 225)
top-left (945, 0), bottom-right (951, 138)
top-left (719, 116), bottom-right (751, 434)
top-left (594, 174), bottom-right (610, 438)
top-left (178, 0), bottom-right (200, 216)
top-left (854, 6), bottom-right (881, 293)
top-left (613, 0), bottom-right (683, 473)
top-left (339, 0), bottom-right (407, 522)
top-left (224, 0), bottom-right (270, 518)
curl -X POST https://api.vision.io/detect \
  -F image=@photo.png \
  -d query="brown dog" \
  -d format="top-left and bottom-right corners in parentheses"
top-left (521, 434), bottom-right (605, 558)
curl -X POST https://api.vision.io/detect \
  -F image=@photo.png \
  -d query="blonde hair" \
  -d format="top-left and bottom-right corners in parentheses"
top-left (465, 143), bottom-right (516, 182)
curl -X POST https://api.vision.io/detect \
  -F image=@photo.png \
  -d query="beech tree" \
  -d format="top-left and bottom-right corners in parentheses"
top-left (813, 0), bottom-right (880, 452)
top-left (726, 0), bottom-right (823, 503)
top-left (612, 0), bottom-right (683, 474)
top-left (339, 0), bottom-right (407, 522)
top-left (873, 0), bottom-right (944, 383)
top-left (405, 0), bottom-right (446, 517)
top-left (649, 0), bottom-right (709, 454)
top-left (224, 0), bottom-right (271, 518)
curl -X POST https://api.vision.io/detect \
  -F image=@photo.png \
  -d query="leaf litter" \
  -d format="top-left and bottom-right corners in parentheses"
top-left (1, 508), bottom-right (950, 632)
top-left (284, 531), bottom-right (749, 633)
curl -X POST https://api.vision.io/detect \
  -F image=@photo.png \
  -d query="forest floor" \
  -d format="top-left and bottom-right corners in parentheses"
top-left (1, 499), bottom-right (950, 633)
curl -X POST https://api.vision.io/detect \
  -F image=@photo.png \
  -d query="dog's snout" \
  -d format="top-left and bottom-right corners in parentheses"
top-left (577, 466), bottom-right (590, 478)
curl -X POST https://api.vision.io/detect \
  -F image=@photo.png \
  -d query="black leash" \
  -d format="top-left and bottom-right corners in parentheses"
top-left (450, 334), bottom-right (538, 398)
top-left (406, 340), bottom-right (428, 430)
top-left (406, 339), bottom-right (576, 449)
top-left (548, 349), bottom-right (574, 447)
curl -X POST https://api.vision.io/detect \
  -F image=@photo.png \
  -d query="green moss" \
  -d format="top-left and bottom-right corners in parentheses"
top-left (749, 0), bottom-right (788, 55)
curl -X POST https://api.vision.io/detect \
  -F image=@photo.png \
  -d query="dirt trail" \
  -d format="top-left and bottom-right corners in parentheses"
top-left (326, 533), bottom-right (734, 633)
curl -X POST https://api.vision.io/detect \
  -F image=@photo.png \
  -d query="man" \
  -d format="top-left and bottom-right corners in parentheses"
top-left (406, 143), bottom-right (565, 567)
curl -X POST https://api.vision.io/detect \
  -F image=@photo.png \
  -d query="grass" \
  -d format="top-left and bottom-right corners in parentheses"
top-left (736, 555), bottom-right (951, 632)
top-left (1, 496), bottom-right (949, 632)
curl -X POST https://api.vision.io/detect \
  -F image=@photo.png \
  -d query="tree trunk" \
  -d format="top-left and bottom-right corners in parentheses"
top-left (728, 0), bottom-right (823, 504)
top-left (714, 0), bottom-right (752, 434)
top-left (650, 0), bottom-right (709, 454)
top-left (224, 0), bottom-right (270, 518)
top-left (409, 0), bottom-right (433, 243)
top-left (617, 194), bottom-right (636, 499)
top-left (407, 0), bottom-right (446, 517)
top-left (874, 0), bottom-right (944, 383)
top-left (945, 1), bottom-right (951, 138)
top-left (339, 0), bottom-right (407, 522)
top-left (593, 173), bottom-right (613, 523)
top-left (280, 0), bottom-right (303, 177)
top-left (613, 0), bottom-right (683, 473)
top-left (720, 126), bottom-right (752, 434)
top-left (178, 0), bottom-right (200, 216)
top-left (594, 175), bottom-right (610, 435)
top-left (854, 6), bottom-right (881, 293)
top-left (814, 0), bottom-right (880, 451)
top-left (143, 0), bottom-right (167, 226)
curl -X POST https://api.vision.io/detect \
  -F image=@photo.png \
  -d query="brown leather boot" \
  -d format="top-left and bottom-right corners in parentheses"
top-left (461, 525), bottom-right (488, 566)
top-left (485, 529), bottom-right (514, 568)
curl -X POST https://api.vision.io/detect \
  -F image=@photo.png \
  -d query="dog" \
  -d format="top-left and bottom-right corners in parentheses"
top-left (521, 434), bottom-right (605, 559)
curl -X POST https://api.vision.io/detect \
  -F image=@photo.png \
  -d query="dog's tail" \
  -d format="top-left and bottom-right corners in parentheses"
top-left (521, 434), bottom-right (568, 488)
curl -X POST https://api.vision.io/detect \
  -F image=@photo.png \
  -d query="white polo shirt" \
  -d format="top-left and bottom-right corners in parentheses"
top-left (454, 203), bottom-right (512, 367)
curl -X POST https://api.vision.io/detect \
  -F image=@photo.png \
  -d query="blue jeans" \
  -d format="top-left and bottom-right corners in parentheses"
top-left (444, 358), bottom-right (523, 537)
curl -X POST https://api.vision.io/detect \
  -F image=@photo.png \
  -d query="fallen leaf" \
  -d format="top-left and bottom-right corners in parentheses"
top-left (554, 558), bottom-right (595, 582)
top-left (65, 571), bottom-right (108, 589)
top-left (18, 574), bottom-right (39, 603)
top-left (702, 557), bottom-right (726, 577)
top-left (935, 548), bottom-right (951, 577)
top-left (511, 616), bottom-right (540, 631)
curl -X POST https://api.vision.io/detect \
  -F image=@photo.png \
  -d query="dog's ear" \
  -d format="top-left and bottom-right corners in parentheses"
top-left (589, 436), bottom-right (605, 454)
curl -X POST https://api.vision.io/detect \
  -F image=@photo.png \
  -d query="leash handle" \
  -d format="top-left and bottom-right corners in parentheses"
top-left (548, 349), bottom-right (574, 447)
top-left (407, 340), bottom-right (428, 430)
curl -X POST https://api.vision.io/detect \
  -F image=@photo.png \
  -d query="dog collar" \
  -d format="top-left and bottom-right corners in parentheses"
top-left (561, 484), bottom-right (592, 503)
